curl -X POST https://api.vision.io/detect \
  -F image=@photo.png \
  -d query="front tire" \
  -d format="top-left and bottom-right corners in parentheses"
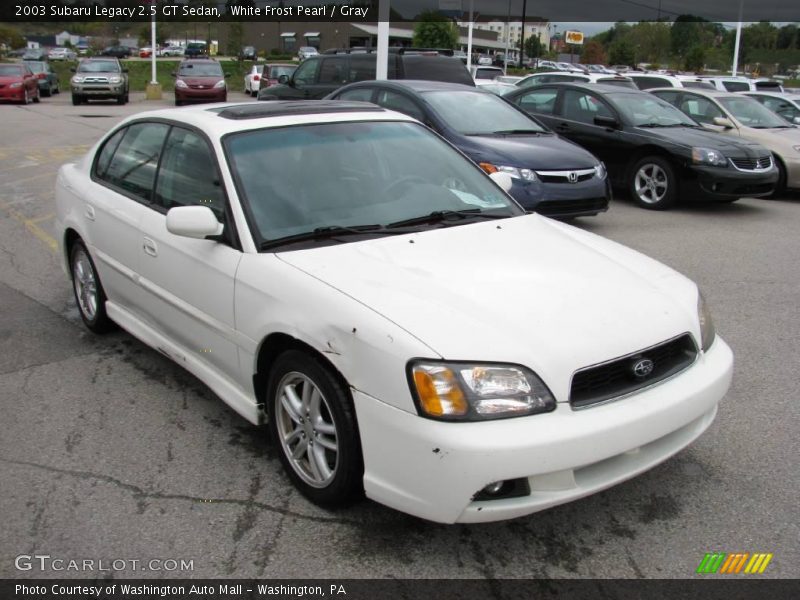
top-left (629, 156), bottom-right (677, 210)
top-left (769, 155), bottom-right (787, 199)
top-left (70, 240), bottom-right (114, 334)
top-left (267, 350), bottom-right (363, 506)
top-left (71, 94), bottom-right (82, 106)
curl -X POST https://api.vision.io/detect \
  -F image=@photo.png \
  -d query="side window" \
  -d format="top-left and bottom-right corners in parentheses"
top-left (155, 128), bottom-right (225, 220)
top-left (634, 77), bottom-right (670, 90)
top-left (561, 89), bottom-right (613, 124)
top-left (375, 91), bottom-right (425, 122)
top-left (349, 56), bottom-right (377, 82)
top-left (679, 96), bottom-right (724, 125)
top-left (94, 128), bottom-right (127, 179)
top-left (318, 58), bottom-right (346, 85)
top-left (101, 123), bottom-right (169, 202)
top-left (723, 81), bottom-right (750, 92)
top-left (516, 88), bottom-right (558, 115)
top-left (653, 90), bottom-right (680, 105)
top-left (337, 88), bottom-right (374, 102)
top-left (292, 58), bottom-right (319, 86)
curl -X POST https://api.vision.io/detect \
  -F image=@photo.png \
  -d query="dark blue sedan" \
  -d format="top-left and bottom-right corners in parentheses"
top-left (327, 80), bottom-right (610, 218)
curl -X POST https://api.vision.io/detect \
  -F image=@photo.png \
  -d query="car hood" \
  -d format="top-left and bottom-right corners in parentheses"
top-left (740, 125), bottom-right (800, 151)
top-left (456, 132), bottom-right (599, 170)
top-left (634, 126), bottom-right (768, 157)
top-left (277, 215), bottom-right (700, 402)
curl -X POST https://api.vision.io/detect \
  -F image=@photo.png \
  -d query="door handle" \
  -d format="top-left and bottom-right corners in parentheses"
top-left (84, 205), bottom-right (95, 221)
top-left (143, 237), bottom-right (158, 257)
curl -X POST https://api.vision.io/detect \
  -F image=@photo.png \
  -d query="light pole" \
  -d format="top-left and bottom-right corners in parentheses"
top-left (145, 0), bottom-right (162, 99)
top-left (732, 0), bottom-right (744, 76)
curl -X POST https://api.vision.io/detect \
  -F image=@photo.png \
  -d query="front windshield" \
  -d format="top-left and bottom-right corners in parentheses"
top-left (423, 90), bottom-right (546, 134)
top-left (718, 97), bottom-right (790, 128)
top-left (78, 61), bottom-right (120, 73)
top-left (24, 61), bottom-right (45, 73)
top-left (225, 121), bottom-right (520, 245)
top-left (613, 94), bottom-right (698, 127)
top-left (178, 63), bottom-right (223, 77)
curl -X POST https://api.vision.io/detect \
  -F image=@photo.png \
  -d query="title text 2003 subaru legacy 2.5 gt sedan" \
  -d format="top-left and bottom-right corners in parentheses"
top-left (55, 101), bottom-right (733, 524)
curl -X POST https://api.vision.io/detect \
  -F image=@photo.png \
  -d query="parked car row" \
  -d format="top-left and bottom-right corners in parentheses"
top-left (0, 63), bottom-right (42, 104)
top-left (244, 63), bottom-right (297, 97)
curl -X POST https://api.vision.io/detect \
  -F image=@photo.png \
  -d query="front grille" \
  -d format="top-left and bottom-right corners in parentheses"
top-left (570, 334), bottom-right (698, 409)
top-left (83, 77), bottom-right (109, 84)
top-left (536, 168), bottom-right (596, 184)
top-left (533, 197), bottom-right (609, 216)
top-left (730, 156), bottom-right (772, 171)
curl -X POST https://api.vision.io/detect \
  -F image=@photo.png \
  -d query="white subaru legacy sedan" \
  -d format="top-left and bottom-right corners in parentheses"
top-left (55, 102), bottom-right (733, 524)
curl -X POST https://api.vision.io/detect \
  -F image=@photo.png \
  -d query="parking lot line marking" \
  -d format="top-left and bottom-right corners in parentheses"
top-left (1, 204), bottom-right (58, 253)
top-left (29, 212), bottom-right (55, 224)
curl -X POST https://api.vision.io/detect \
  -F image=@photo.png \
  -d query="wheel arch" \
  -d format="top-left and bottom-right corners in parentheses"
top-left (625, 145), bottom-right (682, 181)
top-left (252, 332), bottom-right (353, 416)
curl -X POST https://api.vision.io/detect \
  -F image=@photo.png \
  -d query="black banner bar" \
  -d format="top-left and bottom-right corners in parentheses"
top-left (3, 579), bottom-right (800, 600)
top-left (1, 0), bottom-right (798, 23)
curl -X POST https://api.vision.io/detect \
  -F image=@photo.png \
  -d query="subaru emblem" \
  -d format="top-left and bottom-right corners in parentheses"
top-left (632, 358), bottom-right (654, 379)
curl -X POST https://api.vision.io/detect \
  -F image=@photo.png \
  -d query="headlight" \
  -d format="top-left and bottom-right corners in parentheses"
top-left (594, 162), bottom-right (607, 179)
top-left (479, 163), bottom-right (537, 182)
top-left (697, 291), bottom-right (716, 352)
top-left (71, 76), bottom-right (84, 84)
top-left (214, 80), bottom-right (226, 88)
top-left (10, 82), bottom-right (22, 88)
top-left (108, 76), bottom-right (122, 84)
top-left (409, 361), bottom-right (556, 421)
top-left (692, 147), bottom-right (728, 167)
top-left (175, 79), bottom-right (188, 88)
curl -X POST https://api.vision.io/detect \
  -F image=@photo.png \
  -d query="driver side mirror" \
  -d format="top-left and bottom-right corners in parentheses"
top-left (594, 115), bottom-right (620, 129)
top-left (489, 171), bottom-right (513, 193)
top-left (166, 206), bottom-right (223, 239)
top-left (793, 116), bottom-right (800, 125)
top-left (278, 74), bottom-right (290, 85)
top-left (713, 116), bottom-right (734, 129)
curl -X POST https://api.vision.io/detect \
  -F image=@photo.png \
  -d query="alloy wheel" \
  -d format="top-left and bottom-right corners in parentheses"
top-left (634, 163), bottom-right (669, 205)
top-left (275, 371), bottom-right (339, 488)
top-left (72, 248), bottom-right (98, 321)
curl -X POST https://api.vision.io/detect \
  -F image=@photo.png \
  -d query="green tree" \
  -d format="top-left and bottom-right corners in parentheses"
top-left (412, 10), bottom-right (458, 49)
top-left (0, 25), bottom-right (25, 52)
top-left (522, 35), bottom-right (543, 59)
top-left (684, 45), bottom-right (706, 72)
top-left (671, 15), bottom-right (709, 59)
top-left (226, 22), bottom-right (244, 57)
top-left (609, 39), bottom-right (635, 66)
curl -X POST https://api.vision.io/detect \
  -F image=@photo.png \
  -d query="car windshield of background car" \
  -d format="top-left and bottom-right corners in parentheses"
top-left (423, 91), bottom-right (547, 135)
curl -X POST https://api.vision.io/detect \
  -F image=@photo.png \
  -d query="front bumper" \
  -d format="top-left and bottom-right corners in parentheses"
top-left (72, 85), bottom-right (124, 98)
top-left (510, 176), bottom-right (610, 218)
top-left (355, 337), bottom-right (732, 524)
top-left (684, 164), bottom-right (778, 200)
top-left (175, 87), bottom-right (227, 103)
top-left (0, 87), bottom-right (25, 101)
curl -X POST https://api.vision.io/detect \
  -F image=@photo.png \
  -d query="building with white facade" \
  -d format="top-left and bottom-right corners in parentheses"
top-left (457, 20), bottom-right (550, 53)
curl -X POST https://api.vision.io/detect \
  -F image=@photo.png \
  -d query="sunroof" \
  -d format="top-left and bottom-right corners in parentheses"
top-left (216, 101), bottom-right (384, 120)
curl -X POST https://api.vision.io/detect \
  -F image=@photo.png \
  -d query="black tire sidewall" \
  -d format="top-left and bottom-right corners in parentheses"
top-left (266, 350), bottom-right (364, 506)
top-left (629, 156), bottom-right (677, 210)
top-left (69, 241), bottom-right (113, 333)
top-left (769, 155), bottom-right (787, 198)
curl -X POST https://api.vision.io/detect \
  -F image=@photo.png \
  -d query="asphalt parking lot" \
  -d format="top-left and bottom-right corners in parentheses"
top-left (0, 91), bottom-right (798, 580)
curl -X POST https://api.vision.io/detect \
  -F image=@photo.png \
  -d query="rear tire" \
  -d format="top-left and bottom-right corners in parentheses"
top-left (70, 240), bottom-right (115, 334)
top-left (22, 88), bottom-right (30, 105)
top-left (629, 156), bottom-right (677, 210)
top-left (769, 156), bottom-right (787, 199)
top-left (267, 350), bottom-right (364, 507)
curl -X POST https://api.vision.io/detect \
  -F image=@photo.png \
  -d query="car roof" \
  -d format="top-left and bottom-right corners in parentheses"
top-left (113, 101), bottom-right (415, 140)
top-left (648, 87), bottom-right (740, 99)
top-left (340, 80), bottom-right (482, 94)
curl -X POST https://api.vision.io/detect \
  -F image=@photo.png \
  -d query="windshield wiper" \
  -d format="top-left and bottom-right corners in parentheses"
top-left (259, 224), bottom-right (405, 251)
top-left (637, 122), bottom-right (692, 128)
top-left (386, 209), bottom-right (511, 229)
top-left (467, 129), bottom-right (544, 136)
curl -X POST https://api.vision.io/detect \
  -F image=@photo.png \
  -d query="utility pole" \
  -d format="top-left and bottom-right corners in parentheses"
top-left (145, 0), bottom-right (162, 99)
top-left (732, 0), bottom-right (744, 76)
top-left (376, 0), bottom-right (389, 80)
top-left (467, 0), bottom-right (474, 73)
top-left (503, 0), bottom-right (511, 74)
top-left (520, 0), bottom-right (527, 68)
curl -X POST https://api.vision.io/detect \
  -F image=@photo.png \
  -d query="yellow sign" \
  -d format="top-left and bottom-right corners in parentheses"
top-left (565, 31), bottom-right (584, 45)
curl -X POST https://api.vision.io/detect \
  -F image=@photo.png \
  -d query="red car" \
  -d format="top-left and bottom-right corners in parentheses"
top-left (0, 63), bottom-right (40, 104)
top-left (173, 59), bottom-right (228, 106)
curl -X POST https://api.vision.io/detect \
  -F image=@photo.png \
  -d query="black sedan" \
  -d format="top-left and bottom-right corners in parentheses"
top-left (504, 83), bottom-right (779, 209)
top-left (328, 80), bottom-right (610, 218)
top-left (22, 60), bottom-right (60, 96)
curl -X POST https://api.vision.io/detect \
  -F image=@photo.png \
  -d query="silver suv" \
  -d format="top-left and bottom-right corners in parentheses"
top-left (71, 58), bottom-right (129, 105)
